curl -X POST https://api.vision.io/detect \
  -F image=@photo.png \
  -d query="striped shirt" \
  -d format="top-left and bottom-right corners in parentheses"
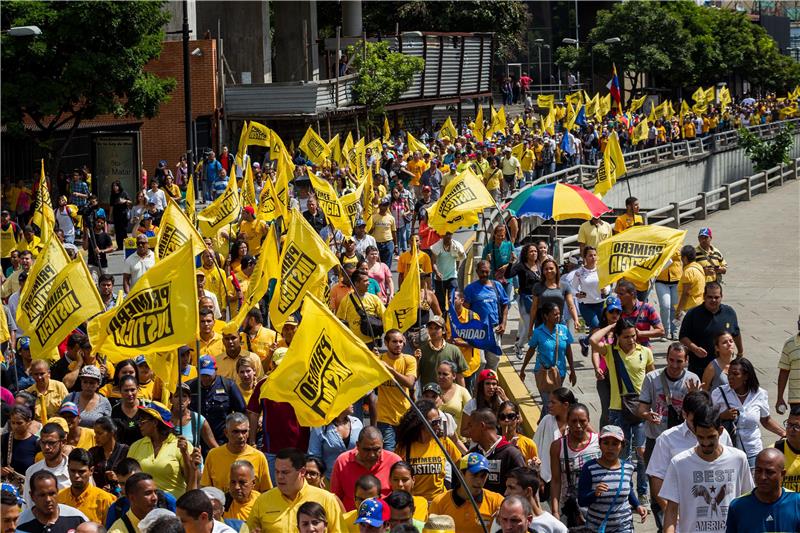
top-left (779, 335), bottom-right (800, 403)
top-left (577, 459), bottom-right (638, 533)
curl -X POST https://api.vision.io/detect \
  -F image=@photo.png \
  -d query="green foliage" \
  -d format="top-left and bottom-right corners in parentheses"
top-left (553, 45), bottom-right (579, 71)
top-left (359, 1), bottom-right (529, 62)
top-left (738, 123), bottom-right (795, 171)
top-left (2, 0), bottom-right (176, 170)
top-left (347, 40), bottom-right (423, 132)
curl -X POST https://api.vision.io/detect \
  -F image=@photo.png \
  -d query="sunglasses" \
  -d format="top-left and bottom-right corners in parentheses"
top-left (498, 413), bottom-right (518, 422)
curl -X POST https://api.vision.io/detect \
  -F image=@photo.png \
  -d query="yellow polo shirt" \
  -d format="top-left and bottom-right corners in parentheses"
top-left (613, 213), bottom-right (644, 234)
top-left (26, 379), bottom-right (69, 420)
top-left (336, 292), bottom-right (385, 345)
top-left (677, 261), bottom-right (706, 313)
top-left (201, 264), bottom-right (234, 314)
top-left (577, 220), bottom-right (613, 249)
top-left (57, 485), bottom-right (116, 524)
top-left (376, 354), bottom-right (417, 426)
top-left (197, 332), bottom-right (225, 362)
top-left (240, 218), bottom-right (268, 255)
top-left (429, 489), bottom-right (503, 533)
top-left (215, 351), bottom-right (264, 384)
top-left (225, 490), bottom-right (260, 521)
top-left (247, 482), bottom-right (344, 533)
top-left (603, 343), bottom-right (654, 410)
top-left (128, 433), bottom-right (193, 498)
top-left (109, 510), bottom-right (140, 533)
top-left (369, 212), bottom-right (396, 244)
top-left (241, 326), bottom-right (280, 364)
top-left (397, 250), bottom-right (432, 276)
top-left (201, 444), bottom-right (272, 492)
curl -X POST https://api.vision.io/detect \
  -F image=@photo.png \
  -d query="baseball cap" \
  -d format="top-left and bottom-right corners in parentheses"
top-left (354, 498), bottom-right (390, 527)
top-left (1, 483), bottom-right (24, 506)
top-left (698, 227), bottom-right (712, 238)
top-left (243, 205), bottom-right (255, 216)
top-left (422, 185), bottom-right (432, 193)
top-left (599, 425), bottom-right (626, 442)
top-left (78, 365), bottom-right (102, 381)
top-left (477, 369), bottom-right (498, 383)
top-left (95, 208), bottom-right (107, 219)
top-left (134, 355), bottom-right (149, 366)
top-left (422, 382), bottom-right (442, 396)
top-left (58, 401), bottom-right (80, 417)
top-left (252, 162), bottom-right (261, 169)
top-left (459, 452), bottom-right (490, 474)
top-left (427, 315), bottom-right (445, 328)
top-left (355, 217), bottom-right (366, 227)
top-left (503, 147), bottom-right (512, 153)
top-left (604, 295), bottom-right (623, 313)
top-left (142, 212), bottom-right (153, 220)
top-left (271, 347), bottom-right (288, 367)
top-left (138, 401), bottom-right (174, 429)
top-left (16, 336), bottom-right (30, 351)
top-left (379, 196), bottom-right (391, 206)
top-left (449, 163), bottom-right (456, 170)
top-left (198, 355), bottom-right (217, 376)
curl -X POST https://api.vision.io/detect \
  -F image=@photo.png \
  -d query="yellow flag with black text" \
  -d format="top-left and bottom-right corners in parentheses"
top-left (632, 119), bottom-right (649, 145)
top-left (299, 126), bottom-right (331, 166)
top-left (308, 170), bottom-right (352, 235)
top-left (198, 175), bottom-right (241, 237)
top-left (31, 160), bottom-right (55, 239)
top-left (340, 182), bottom-right (365, 231)
top-left (537, 94), bottom-right (555, 109)
top-left (427, 168), bottom-right (494, 234)
top-left (245, 121), bottom-right (272, 149)
top-left (597, 225), bottom-right (686, 288)
top-left (384, 243), bottom-right (419, 332)
top-left (594, 131), bottom-right (626, 198)
top-left (327, 134), bottom-right (341, 166)
top-left (257, 177), bottom-right (281, 223)
top-left (439, 116), bottom-right (458, 139)
top-left (241, 162), bottom-right (257, 208)
top-left (473, 106), bottom-right (485, 142)
top-left (156, 198), bottom-right (206, 260)
top-left (185, 174), bottom-right (197, 225)
top-left (16, 237), bottom-right (71, 334)
top-left (268, 209), bottom-right (339, 327)
top-left (260, 294), bottom-right (393, 426)
top-left (406, 131), bottom-right (430, 156)
top-left (235, 121), bottom-right (249, 168)
top-left (628, 95), bottom-right (647, 114)
top-left (89, 243), bottom-right (199, 361)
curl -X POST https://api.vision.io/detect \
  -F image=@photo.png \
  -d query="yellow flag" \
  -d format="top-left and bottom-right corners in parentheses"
top-left (245, 121), bottom-right (272, 148)
top-left (31, 160), bottom-right (55, 239)
top-left (362, 169), bottom-right (375, 232)
top-left (565, 91), bottom-right (583, 107)
top-left (341, 132), bottom-right (355, 167)
top-left (704, 87), bottom-right (715, 106)
top-left (383, 116), bottom-right (391, 142)
top-left (632, 119), bottom-right (649, 145)
top-left (473, 106), bottom-right (485, 142)
top-left (680, 99), bottom-right (690, 118)
top-left (719, 87), bottom-right (731, 112)
top-left (268, 128), bottom-right (288, 161)
top-left (89, 243), bottom-right (199, 361)
top-left (647, 104), bottom-right (657, 123)
top-left (274, 150), bottom-right (293, 217)
top-left (16, 237), bottom-right (70, 334)
top-left (0, 303), bottom-right (9, 344)
top-left (268, 209), bottom-right (339, 327)
top-left (593, 131), bottom-right (626, 198)
top-left (240, 161), bottom-right (257, 208)
top-left (585, 93), bottom-right (600, 119)
top-left (146, 350), bottom-right (177, 405)
top-left (512, 118), bottom-right (521, 135)
top-left (257, 177), bottom-right (281, 223)
top-left (384, 243), bottom-right (420, 332)
top-left (544, 107), bottom-right (556, 135)
top-left (598, 94), bottom-right (611, 119)
top-left (428, 168), bottom-right (495, 234)
top-left (235, 121), bottom-right (249, 168)
top-left (260, 294), bottom-right (392, 426)
top-left (185, 173), bottom-right (197, 226)
top-left (307, 170), bottom-right (352, 235)
top-left (156, 198), bottom-right (206, 260)
top-left (563, 102), bottom-right (577, 132)
top-left (299, 126), bottom-right (331, 166)
top-left (692, 87), bottom-right (706, 106)
top-left (537, 94), bottom-right (555, 109)
top-left (406, 131), bottom-right (430, 156)
top-left (628, 95), bottom-right (647, 114)
top-left (440, 116), bottom-right (458, 139)
top-left (488, 106), bottom-right (507, 136)
top-left (27, 256), bottom-right (104, 356)
top-left (340, 182), bottom-right (365, 230)
top-left (596, 226), bottom-right (687, 288)
top-left (511, 142), bottom-right (524, 159)
top-left (198, 175), bottom-right (241, 238)
top-left (327, 134), bottom-right (341, 165)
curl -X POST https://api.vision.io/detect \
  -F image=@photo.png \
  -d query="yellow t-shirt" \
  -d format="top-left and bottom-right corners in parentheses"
top-left (336, 292), bottom-right (386, 345)
top-left (603, 343), bottom-right (654, 410)
top-left (242, 326), bottom-right (280, 364)
top-left (240, 218), bottom-right (268, 256)
top-left (57, 485), bottom-right (116, 524)
top-left (201, 444), bottom-right (273, 492)
top-left (778, 439), bottom-right (800, 492)
top-left (520, 149), bottom-right (535, 172)
top-left (128, 433), bottom-right (193, 498)
top-left (376, 354), bottom-right (417, 426)
top-left (577, 220), bottom-right (613, 249)
top-left (413, 495), bottom-right (429, 523)
top-left (439, 384), bottom-right (472, 437)
top-left (197, 332), bottom-right (225, 362)
top-left (429, 488), bottom-right (503, 533)
top-left (483, 166), bottom-right (502, 192)
top-left (683, 122), bottom-right (696, 139)
top-left (513, 434), bottom-right (539, 464)
top-left (369, 213), bottom-right (396, 243)
top-left (247, 483), bottom-right (344, 533)
top-left (109, 510), bottom-right (140, 533)
top-left (613, 213), bottom-right (644, 234)
top-left (225, 490), bottom-right (260, 521)
top-left (406, 160), bottom-right (427, 187)
top-left (397, 250), bottom-right (432, 276)
top-left (26, 379), bottom-right (69, 420)
top-left (677, 262), bottom-right (706, 313)
top-left (399, 437), bottom-right (463, 501)
top-left (215, 351), bottom-right (264, 384)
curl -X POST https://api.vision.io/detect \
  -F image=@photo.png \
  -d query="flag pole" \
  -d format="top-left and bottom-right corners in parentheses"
top-left (391, 379), bottom-right (490, 533)
top-left (177, 348), bottom-right (184, 437)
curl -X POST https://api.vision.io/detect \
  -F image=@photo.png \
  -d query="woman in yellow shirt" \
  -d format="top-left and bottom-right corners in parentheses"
top-left (235, 357), bottom-right (258, 404)
top-left (389, 461), bottom-right (429, 523)
top-left (99, 359), bottom-right (138, 401)
top-left (496, 401), bottom-right (540, 467)
top-left (483, 157), bottom-right (502, 201)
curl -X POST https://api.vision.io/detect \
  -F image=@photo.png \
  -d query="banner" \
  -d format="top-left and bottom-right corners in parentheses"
top-left (362, 169), bottom-right (375, 232)
top-left (427, 168), bottom-right (495, 234)
top-left (156, 198), bottom-right (206, 260)
top-left (274, 149), bottom-right (293, 216)
top-left (245, 121), bottom-right (272, 149)
top-left (16, 237), bottom-right (70, 333)
top-left (565, 91), bottom-right (583, 107)
top-left (27, 257), bottom-right (104, 356)
top-left (268, 209), bottom-right (339, 327)
top-left (594, 131), bottom-right (626, 198)
top-left (268, 128), bottom-right (288, 161)
top-left (257, 177), bottom-right (281, 223)
top-left (341, 132), bottom-right (355, 168)
top-left (340, 182), bottom-right (365, 231)
top-left (198, 175), bottom-right (241, 237)
top-left (298, 126), bottom-right (331, 166)
top-left (235, 121), bottom-right (249, 169)
top-left (327, 134), bottom-right (341, 167)
top-left (383, 243), bottom-right (420, 332)
top-left (240, 161), bottom-right (257, 208)
top-left (89, 243), bottom-right (199, 361)
top-left (447, 290), bottom-right (502, 354)
top-left (30, 160), bottom-right (55, 238)
top-left (632, 119), bottom-right (649, 145)
top-left (596, 225), bottom-right (687, 288)
top-left (406, 131), bottom-right (430, 156)
top-left (537, 94), bottom-right (555, 109)
top-left (260, 294), bottom-right (393, 426)
top-left (307, 170), bottom-right (353, 235)
top-left (185, 173), bottom-right (197, 226)
top-left (487, 106), bottom-right (507, 137)
top-left (629, 95), bottom-right (647, 114)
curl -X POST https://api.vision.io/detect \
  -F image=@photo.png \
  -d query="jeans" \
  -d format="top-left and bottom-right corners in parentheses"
top-left (435, 278), bottom-right (458, 311)
top-left (397, 224), bottom-right (411, 253)
top-left (537, 375), bottom-right (565, 420)
top-left (655, 282), bottom-right (678, 337)
top-left (596, 376), bottom-right (610, 427)
top-left (376, 422), bottom-right (397, 452)
top-left (609, 409), bottom-right (648, 497)
top-left (204, 179), bottom-right (215, 202)
top-left (579, 302), bottom-right (604, 329)
top-left (516, 294), bottom-right (532, 351)
top-left (636, 285), bottom-right (652, 304)
top-left (266, 453), bottom-right (277, 485)
top-left (377, 240), bottom-right (394, 267)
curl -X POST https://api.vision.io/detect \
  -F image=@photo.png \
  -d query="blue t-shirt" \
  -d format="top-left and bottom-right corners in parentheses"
top-left (463, 280), bottom-right (510, 327)
top-left (529, 323), bottom-right (574, 377)
top-left (482, 240), bottom-right (515, 272)
top-left (725, 489), bottom-right (800, 533)
top-left (205, 159), bottom-right (223, 181)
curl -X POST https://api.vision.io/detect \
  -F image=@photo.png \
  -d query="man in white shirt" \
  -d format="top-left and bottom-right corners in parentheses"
top-left (55, 196), bottom-right (76, 244)
top-left (430, 232), bottom-right (466, 306)
top-left (196, 271), bottom-right (221, 319)
top-left (353, 218), bottom-right (377, 258)
top-left (23, 423), bottom-right (71, 506)
top-left (660, 404), bottom-right (752, 533)
top-left (123, 234), bottom-right (156, 292)
top-left (492, 467), bottom-right (566, 533)
top-left (500, 147), bottom-right (521, 196)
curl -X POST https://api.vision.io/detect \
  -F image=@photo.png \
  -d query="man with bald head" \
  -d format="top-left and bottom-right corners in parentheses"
top-left (496, 495), bottom-right (533, 533)
top-left (725, 448), bottom-right (800, 532)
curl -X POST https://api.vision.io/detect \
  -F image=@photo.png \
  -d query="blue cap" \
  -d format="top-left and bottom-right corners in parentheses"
top-left (605, 296), bottom-right (623, 312)
top-left (16, 336), bottom-right (30, 351)
top-left (355, 498), bottom-right (389, 527)
top-left (59, 401), bottom-right (80, 417)
top-left (95, 208), bottom-right (106, 219)
top-left (198, 355), bottom-right (217, 376)
top-left (698, 227), bottom-right (712, 238)
top-left (134, 355), bottom-right (148, 366)
top-left (460, 452), bottom-right (490, 474)
top-left (143, 212), bottom-right (153, 220)
top-left (1, 483), bottom-right (24, 505)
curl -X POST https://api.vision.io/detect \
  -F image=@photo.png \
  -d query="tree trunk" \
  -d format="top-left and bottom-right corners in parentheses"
top-left (47, 113), bottom-right (83, 197)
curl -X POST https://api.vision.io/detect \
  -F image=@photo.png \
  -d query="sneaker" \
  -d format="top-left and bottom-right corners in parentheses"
top-left (639, 493), bottom-right (650, 508)
top-left (579, 336), bottom-right (589, 357)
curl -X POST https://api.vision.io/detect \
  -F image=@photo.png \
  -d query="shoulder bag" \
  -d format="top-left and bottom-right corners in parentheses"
top-left (349, 293), bottom-right (383, 338)
top-left (659, 370), bottom-right (684, 428)
top-left (611, 346), bottom-right (642, 424)
top-left (535, 325), bottom-right (562, 394)
top-left (560, 436), bottom-right (585, 529)
top-left (719, 388), bottom-right (740, 449)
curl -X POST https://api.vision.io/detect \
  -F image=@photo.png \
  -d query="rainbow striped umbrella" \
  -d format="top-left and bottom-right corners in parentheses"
top-left (505, 182), bottom-right (610, 221)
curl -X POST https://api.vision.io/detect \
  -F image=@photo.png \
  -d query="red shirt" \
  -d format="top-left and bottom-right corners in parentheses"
top-left (329, 448), bottom-right (402, 511)
top-left (247, 378), bottom-right (309, 454)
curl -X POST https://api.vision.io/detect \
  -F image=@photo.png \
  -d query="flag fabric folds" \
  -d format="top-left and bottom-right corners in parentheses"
top-left (537, 94), bottom-right (555, 109)
top-left (307, 170), bottom-right (353, 236)
top-left (593, 132), bottom-right (626, 198)
top-left (383, 116), bottom-right (391, 142)
top-left (16, 237), bottom-right (71, 335)
top-left (384, 243), bottom-right (420, 332)
top-left (299, 126), bottom-right (331, 166)
top-left (439, 116), bottom-right (458, 139)
top-left (473, 106), bottom-right (485, 142)
top-left (89, 243), bottom-right (199, 361)
top-left (156, 199), bottom-right (206, 260)
top-left (447, 290), bottom-right (503, 354)
top-left (597, 226), bottom-right (687, 288)
top-left (632, 119), bottom-right (650, 145)
top-left (427, 168), bottom-right (495, 234)
top-left (629, 95), bottom-right (647, 114)
top-left (31, 160), bottom-right (55, 238)
top-left (185, 173), bottom-right (197, 226)
top-left (406, 131), bottom-right (430, 156)
top-left (260, 294), bottom-right (393, 427)
top-left (609, 64), bottom-right (622, 113)
top-left (198, 174), bottom-right (241, 238)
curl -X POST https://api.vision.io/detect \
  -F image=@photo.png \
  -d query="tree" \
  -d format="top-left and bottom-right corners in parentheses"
top-left (738, 123), bottom-right (795, 171)
top-left (2, 1), bottom-right (176, 177)
top-left (347, 40), bottom-right (424, 136)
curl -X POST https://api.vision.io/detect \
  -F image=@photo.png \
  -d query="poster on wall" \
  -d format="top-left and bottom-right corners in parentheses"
top-left (93, 134), bottom-right (139, 206)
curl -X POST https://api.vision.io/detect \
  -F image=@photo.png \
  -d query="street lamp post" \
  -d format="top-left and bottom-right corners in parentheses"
top-left (562, 37), bottom-right (580, 89)
top-left (534, 38), bottom-right (544, 92)
top-left (2, 25), bottom-right (42, 37)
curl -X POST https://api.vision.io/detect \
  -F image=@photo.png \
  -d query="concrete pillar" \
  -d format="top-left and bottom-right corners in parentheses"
top-left (342, 0), bottom-right (363, 37)
top-left (262, 0), bottom-right (272, 82)
top-left (273, 0), bottom-right (319, 81)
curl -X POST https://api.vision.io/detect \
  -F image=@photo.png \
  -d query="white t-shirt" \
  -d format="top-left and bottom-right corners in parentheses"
top-left (490, 510), bottom-right (568, 533)
top-left (646, 421), bottom-right (733, 479)
top-left (23, 456), bottom-right (70, 506)
top-left (532, 414), bottom-right (563, 483)
top-left (125, 250), bottom-right (156, 288)
top-left (659, 446), bottom-right (753, 533)
top-left (569, 266), bottom-right (606, 304)
top-left (145, 188), bottom-right (167, 211)
top-left (711, 385), bottom-right (770, 458)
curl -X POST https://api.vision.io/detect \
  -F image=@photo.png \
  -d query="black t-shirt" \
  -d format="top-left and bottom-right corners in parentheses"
top-left (18, 508), bottom-right (85, 533)
top-left (87, 231), bottom-right (113, 268)
top-left (110, 403), bottom-right (143, 447)
top-left (679, 303), bottom-right (740, 373)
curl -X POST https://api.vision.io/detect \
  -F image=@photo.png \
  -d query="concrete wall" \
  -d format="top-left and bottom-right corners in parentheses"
top-left (601, 136), bottom-right (800, 210)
